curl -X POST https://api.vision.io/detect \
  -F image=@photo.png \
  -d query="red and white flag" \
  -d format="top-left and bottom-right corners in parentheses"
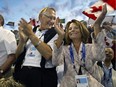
top-left (82, 0), bottom-right (116, 20)
top-left (28, 18), bottom-right (39, 27)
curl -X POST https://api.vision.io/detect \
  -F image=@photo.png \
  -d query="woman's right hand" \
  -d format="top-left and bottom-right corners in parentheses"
top-left (54, 17), bottom-right (65, 48)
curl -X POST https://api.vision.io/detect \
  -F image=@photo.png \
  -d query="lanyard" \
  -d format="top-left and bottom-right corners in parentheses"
top-left (40, 32), bottom-right (45, 39)
top-left (69, 43), bottom-right (86, 64)
top-left (103, 67), bottom-right (112, 82)
top-left (38, 30), bottom-right (47, 39)
top-left (81, 43), bottom-right (86, 67)
top-left (69, 43), bottom-right (86, 73)
top-left (69, 44), bottom-right (75, 64)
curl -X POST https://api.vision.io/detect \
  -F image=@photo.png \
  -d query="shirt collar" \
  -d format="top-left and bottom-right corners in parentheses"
top-left (102, 62), bottom-right (113, 69)
top-left (71, 42), bottom-right (84, 60)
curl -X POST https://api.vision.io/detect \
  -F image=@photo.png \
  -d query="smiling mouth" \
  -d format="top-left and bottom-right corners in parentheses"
top-left (70, 33), bottom-right (77, 35)
top-left (106, 55), bottom-right (112, 58)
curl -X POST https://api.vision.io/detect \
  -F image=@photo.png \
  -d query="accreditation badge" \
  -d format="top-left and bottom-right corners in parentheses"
top-left (75, 75), bottom-right (89, 87)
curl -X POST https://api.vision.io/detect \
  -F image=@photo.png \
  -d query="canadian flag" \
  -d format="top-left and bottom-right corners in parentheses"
top-left (82, 0), bottom-right (116, 20)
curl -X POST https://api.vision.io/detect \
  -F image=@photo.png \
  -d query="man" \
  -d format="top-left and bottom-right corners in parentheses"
top-left (14, 7), bottom-right (58, 87)
top-left (97, 48), bottom-right (116, 87)
top-left (102, 22), bottom-right (116, 70)
top-left (0, 14), bottom-right (17, 78)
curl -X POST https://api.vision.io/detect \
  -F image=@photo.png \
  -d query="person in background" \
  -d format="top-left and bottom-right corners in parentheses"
top-left (14, 7), bottom-right (58, 87)
top-left (95, 48), bottom-right (116, 87)
top-left (52, 4), bottom-right (107, 87)
top-left (0, 14), bottom-right (17, 79)
top-left (102, 21), bottom-right (116, 70)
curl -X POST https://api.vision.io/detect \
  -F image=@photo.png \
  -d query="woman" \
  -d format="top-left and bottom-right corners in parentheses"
top-left (52, 4), bottom-right (107, 87)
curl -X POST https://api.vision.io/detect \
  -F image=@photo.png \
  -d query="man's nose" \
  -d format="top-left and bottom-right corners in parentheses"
top-left (51, 19), bottom-right (55, 23)
top-left (106, 54), bottom-right (109, 56)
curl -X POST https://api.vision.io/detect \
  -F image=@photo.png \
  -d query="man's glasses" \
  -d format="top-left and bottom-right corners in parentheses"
top-left (43, 13), bottom-right (56, 20)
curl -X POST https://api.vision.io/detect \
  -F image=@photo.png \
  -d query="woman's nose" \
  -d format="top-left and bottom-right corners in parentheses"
top-left (71, 28), bottom-right (75, 31)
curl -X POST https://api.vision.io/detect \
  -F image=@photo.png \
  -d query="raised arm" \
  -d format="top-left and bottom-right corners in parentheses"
top-left (0, 32), bottom-right (17, 78)
top-left (54, 17), bottom-right (65, 48)
top-left (93, 4), bottom-right (107, 37)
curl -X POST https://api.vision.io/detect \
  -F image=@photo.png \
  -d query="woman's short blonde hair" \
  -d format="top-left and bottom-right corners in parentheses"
top-left (65, 19), bottom-right (89, 45)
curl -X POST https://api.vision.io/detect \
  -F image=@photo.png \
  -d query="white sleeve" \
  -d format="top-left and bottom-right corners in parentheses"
top-left (4, 32), bottom-right (17, 54)
top-left (91, 30), bottom-right (106, 61)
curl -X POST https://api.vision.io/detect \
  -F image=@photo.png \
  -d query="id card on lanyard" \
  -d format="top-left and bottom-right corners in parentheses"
top-left (75, 75), bottom-right (89, 87)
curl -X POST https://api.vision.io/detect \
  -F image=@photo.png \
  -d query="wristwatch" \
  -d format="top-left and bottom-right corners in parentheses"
top-left (0, 69), bottom-right (4, 74)
top-left (34, 40), bottom-right (42, 48)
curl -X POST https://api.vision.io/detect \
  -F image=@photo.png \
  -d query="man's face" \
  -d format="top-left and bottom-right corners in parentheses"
top-left (40, 9), bottom-right (56, 29)
top-left (105, 48), bottom-right (114, 61)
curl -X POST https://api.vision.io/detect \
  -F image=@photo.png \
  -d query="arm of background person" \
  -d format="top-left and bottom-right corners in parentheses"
top-left (0, 54), bottom-right (15, 74)
top-left (0, 31), bottom-right (17, 76)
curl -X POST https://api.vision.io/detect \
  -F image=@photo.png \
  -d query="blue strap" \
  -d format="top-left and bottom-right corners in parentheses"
top-left (82, 43), bottom-right (86, 61)
top-left (104, 68), bottom-right (112, 81)
top-left (109, 68), bottom-right (112, 78)
top-left (69, 43), bottom-right (86, 65)
top-left (69, 44), bottom-right (74, 64)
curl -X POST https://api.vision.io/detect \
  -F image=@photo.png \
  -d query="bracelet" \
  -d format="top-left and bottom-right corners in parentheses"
top-left (34, 40), bottom-right (42, 48)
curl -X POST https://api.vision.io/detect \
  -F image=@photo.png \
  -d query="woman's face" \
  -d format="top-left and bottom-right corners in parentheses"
top-left (68, 23), bottom-right (81, 40)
